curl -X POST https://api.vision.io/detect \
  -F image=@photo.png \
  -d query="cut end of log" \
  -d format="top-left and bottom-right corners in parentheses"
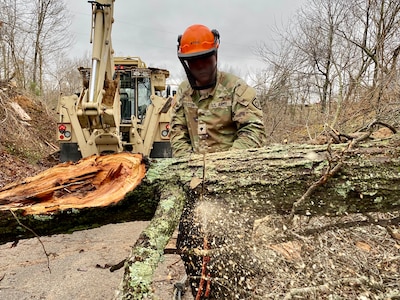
top-left (0, 153), bottom-right (146, 215)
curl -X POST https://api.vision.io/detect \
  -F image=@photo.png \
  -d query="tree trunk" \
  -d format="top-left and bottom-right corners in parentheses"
top-left (0, 153), bottom-right (156, 244)
top-left (114, 135), bottom-right (400, 299)
top-left (1, 136), bottom-right (400, 298)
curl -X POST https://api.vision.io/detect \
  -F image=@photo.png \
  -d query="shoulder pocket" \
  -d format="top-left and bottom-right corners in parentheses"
top-left (235, 83), bottom-right (256, 107)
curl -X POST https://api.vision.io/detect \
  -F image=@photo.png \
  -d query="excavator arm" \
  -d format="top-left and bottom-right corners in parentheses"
top-left (58, 0), bottom-right (122, 159)
top-left (85, 0), bottom-right (116, 106)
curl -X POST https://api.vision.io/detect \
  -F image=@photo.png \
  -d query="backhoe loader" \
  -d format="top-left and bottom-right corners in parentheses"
top-left (56, 0), bottom-right (172, 162)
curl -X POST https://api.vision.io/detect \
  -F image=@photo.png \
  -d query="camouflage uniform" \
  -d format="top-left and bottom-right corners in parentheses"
top-left (170, 71), bottom-right (266, 157)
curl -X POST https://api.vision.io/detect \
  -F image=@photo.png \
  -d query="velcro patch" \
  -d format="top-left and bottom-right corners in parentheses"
top-left (198, 122), bottom-right (207, 135)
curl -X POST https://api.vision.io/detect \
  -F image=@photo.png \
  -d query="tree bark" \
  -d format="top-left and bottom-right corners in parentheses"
top-left (1, 135), bottom-right (400, 298)
top-left (144, 135), bottom-right (400, 217)
top-left (114, 135), bottom-right (400, 299)
top-left (115, 182), bottom-right (186, 299)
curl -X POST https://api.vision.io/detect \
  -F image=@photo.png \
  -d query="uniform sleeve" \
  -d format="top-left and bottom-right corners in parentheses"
top-left (169, 86), bottom-right (193, 157)
top-left (231, 80), bottom-right (267, 150)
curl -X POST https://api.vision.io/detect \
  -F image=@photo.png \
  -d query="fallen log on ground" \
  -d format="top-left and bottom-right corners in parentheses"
top-left (0, 153), bottom-right (158, 244)
top-left (1, 135), bottom-right (400, 298)
top-left (115, 135), bottom-right (400, 299)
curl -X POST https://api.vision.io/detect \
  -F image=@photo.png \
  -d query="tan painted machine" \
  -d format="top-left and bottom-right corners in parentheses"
top-left (56, 0), bottom-right (172, 162)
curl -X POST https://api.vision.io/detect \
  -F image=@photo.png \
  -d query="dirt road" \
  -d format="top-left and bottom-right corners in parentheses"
top-left (0, 221), bottom-right (192, 300)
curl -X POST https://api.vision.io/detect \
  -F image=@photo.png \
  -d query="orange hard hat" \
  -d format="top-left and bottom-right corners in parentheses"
top-left (177, 24), bottom-right (220, 59)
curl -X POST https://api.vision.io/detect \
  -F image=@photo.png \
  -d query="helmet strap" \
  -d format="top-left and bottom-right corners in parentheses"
top-left (179, 56), bottom-right (218, 90)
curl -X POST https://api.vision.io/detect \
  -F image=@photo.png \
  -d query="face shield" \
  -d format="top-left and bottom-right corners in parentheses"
top-left (177, 25), bottom-right (220, 90)
top-left (179, 51), bottom-right (218, 90)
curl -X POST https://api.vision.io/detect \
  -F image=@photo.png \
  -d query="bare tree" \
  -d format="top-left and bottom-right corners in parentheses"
top-left (0, 0), bottom-right (73, 93)
top-left (44, 52), bottom-right (91, 108)
top-left (0, 0), bottom-right (27, 85)
top-left (256, 0), bottom-right (400, 143)
top-left (338, 0), bottom-right (400, 111)
top-left (28, 0), bottom-right (72, 94)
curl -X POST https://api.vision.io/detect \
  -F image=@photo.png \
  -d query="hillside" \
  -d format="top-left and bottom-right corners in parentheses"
top-left (0, 83), bottom-right (59, 188)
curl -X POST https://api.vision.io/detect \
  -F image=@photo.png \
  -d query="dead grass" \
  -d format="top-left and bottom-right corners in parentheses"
top-left (0, 84), bottom-right (57, 161)
top-left (0, 84), bottom-right (58, 188)
top-left (263, 94), bottom-right (400, 145)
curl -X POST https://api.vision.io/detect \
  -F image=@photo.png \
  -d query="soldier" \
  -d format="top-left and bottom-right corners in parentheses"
top-left (172, 24), bottom-right (267, 299)
top-left (170, 24), bottom-right (266, 157)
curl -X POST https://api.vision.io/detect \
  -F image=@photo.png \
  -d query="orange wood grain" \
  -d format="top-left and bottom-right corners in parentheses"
top-left (0, 153), bottom-right (146, 215)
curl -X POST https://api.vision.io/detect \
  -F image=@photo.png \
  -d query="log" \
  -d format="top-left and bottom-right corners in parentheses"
top-left (1, 134), bottom-right (400, 298)
top-left (0, 153), bottom-right (158, 244)
top-left (114, 135), bottom-right (400, 299)
top-left (142, 135), bottom-right (400, 218)
top-left (115, 182), bottom-right (186, 299)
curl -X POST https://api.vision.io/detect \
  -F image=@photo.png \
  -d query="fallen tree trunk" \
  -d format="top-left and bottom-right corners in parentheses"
top-left (1, 135), bottom-right (400, 298)
top-left (0, 153), bottom-right (158, 244)
top-left (145, 135), bottom-right (400, 217)
top-left (115, 135), bottom-right (400, 299)
top-left (115, 182), bottom-right (186, 299)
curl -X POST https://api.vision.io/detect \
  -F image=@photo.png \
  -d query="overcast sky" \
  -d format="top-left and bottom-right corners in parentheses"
top-left (66, 0), bottom-right (306, 85)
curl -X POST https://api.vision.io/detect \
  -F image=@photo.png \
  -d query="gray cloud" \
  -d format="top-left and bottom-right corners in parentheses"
top-left (66, 0), bottom-right (305, 84)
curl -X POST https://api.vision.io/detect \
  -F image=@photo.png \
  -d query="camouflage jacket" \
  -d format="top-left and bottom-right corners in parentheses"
top-left (170, 71), bottom-right (266, 157)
